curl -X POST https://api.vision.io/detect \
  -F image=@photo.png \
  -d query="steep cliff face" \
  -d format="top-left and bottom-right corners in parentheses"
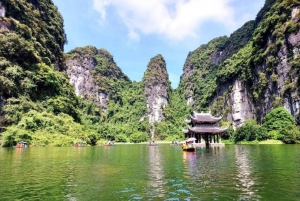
top-left (229, 80), bottom-right (255, 129)
top-left (179, 20), bottom-right (255, 110)
top-left (224, 2), bottom-right (300, 126)
top-left (65, 46), bottom-right (130, 111)
top-left (66, 57), bottom-right (109, 110)
top-left (0, 2), bottom-right (5, 17)
top-left (142, 55), bottom-right (171, 124)
top-left (0, 0), bottom-right (66, 69)
top-left (179, 0), bottom-right (300, 128)
top-left (0, 0), bottom-right (68, 120)
top-left (252, 5), bottom-right (300, 123)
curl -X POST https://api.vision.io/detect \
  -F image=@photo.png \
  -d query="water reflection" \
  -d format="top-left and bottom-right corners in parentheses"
top-left (182, 151), bottom-right (197, 178)
top-left (235, 146), bottom-right (257, 199)
top-left (147, 146), bottom-right (165, 198)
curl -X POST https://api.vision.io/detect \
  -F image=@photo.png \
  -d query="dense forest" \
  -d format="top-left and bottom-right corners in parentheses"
top-left (0, 0), bottom-right (300, 147)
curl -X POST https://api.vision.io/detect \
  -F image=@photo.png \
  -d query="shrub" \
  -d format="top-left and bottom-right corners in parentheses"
top-left (263, 107), bottom-right (296, 132)
top-left (129, 132), bottom-right (149, 143)
top-left (233, 120), bottom-right (268, 142)
top-left (115, 134), bottom-right (128, 143)
top-left (280, 125), bottom-right (300, 144)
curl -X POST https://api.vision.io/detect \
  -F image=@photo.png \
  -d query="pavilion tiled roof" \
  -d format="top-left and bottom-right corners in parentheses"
top-left (188, 125), bottom-right (228, 134)
top-left (191, 112), bottom-right (222, 123)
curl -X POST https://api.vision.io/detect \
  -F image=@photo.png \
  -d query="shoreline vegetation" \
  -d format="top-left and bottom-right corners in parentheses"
top-left (96, 139), bottom-right (285, 146)
top-left (0, 139), bottom-right (286, 148)
top-left (1, 1), bottom-right (300, 148)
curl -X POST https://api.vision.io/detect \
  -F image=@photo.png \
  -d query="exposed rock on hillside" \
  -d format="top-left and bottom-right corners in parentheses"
top-left (142, 55), bottom-right (171, 124)
top-left (179, 0), bottom-right (300, 128)
top-left (229, 80), bottom-right (255, 129)
top-left (66, 57), bottom-right (109, 110)
top-left (0, 2), bottom-right (5, 17)
top-left (179, 21), bottom-right (256, 107)
top-left (248, 4), bottom-right (300, 123)
top-left (65, 46), bottom-right (130, 111)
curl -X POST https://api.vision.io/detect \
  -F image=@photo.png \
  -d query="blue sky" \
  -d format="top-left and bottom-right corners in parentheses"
top-left (52, 0), bottom-right (265, 89)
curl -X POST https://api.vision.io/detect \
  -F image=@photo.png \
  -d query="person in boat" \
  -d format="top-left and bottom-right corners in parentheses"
top-left (182, 141), bottom-right (188, 149)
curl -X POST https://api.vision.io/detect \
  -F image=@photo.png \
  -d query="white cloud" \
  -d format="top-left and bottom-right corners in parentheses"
top-left (93, 0), bottom-right (237, 41)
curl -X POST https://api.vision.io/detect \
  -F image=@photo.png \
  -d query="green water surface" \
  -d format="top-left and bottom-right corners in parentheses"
top-left (0, 144), bottom-right (299, 200)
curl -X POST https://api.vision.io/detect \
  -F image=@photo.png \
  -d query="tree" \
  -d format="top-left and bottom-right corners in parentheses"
top-left (233, 120), bottom-right (268, 142)
top-left (263, 107), bottom-right (295, 132)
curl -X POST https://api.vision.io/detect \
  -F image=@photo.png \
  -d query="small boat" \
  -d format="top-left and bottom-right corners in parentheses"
top-left (182, 146), bottom-right (195, 152)
top-left (73, 141), bottom-right (87, 147)
top-left (103, 141), bottom-right (115, 146)
top-left (14, 141), bottom-right (29, 148)
top-left (148, 140), bottom-right (158, 146)
top-left (182, 141), bottom-right (195, 152)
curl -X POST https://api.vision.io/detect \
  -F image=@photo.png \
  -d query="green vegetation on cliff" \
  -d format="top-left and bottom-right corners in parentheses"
top-left (0, 0), bottom-right (82, 146)
top-left (142, 54), bottom-right (171, 89)
top-left (1, 0), bottom-right (300, 146)
top-left (178, 19), bottom-right (256, 112)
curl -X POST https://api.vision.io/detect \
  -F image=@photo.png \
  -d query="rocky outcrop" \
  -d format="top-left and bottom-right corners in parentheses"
top-left (65, 46), bottom-right (130, 111)
top-left (251, 7), bottom-right (300, 123)
top-left (0, 2), bottom-right (5, 17)
top-left (145, 84), bottom-right (168, 123)
top-left (229, 80), bottom-right (255, 129)
top-left (180, 21), bottom-right (255, 106)
top-left (179, 4), bottom-right (300, 129)
top-left (143, 55), bottom-right (170, 125)
top-left (66, 57), bottom-right (109, 111)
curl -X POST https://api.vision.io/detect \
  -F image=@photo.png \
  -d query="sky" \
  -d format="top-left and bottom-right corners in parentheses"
top-left (52, 0), bottom-right (265, 89)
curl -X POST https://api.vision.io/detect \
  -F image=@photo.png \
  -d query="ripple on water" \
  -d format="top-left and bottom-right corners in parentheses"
top-left (130, 193), bottom-right (143, 200)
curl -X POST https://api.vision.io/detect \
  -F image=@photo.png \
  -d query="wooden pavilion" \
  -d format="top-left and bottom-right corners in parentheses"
top-left (182, 111), bottom-right (228, 147)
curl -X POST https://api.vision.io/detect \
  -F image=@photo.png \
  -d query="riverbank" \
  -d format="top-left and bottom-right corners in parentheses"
top-left (109, 139), bottom-right (284, 146)
top-left (221, 139), bottom-right (284, 145)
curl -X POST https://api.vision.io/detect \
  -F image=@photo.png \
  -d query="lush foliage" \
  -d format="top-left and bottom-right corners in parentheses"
top-left (1, 110), bottom-right (95, 147)
top-left (178, 19), bottom-right (256, 112)
top-left (66, 46), bottom-right (130, 98)
top-left (229, 107), bottom-right (300, 144)
top-left (155, 89), bottom-right (192, 140)
top-left (233, 120), bottom-right (268, 142)
top-left (263, 107), bottom-right (300, 143)
top-left (0, 0), bottom-right (82, 146)
top-left (142, 54), bottom-right (171, 89)
top-left (2, 0), bottom-right (300, 146)
top-left (263, 107), bottom-right (296, 131)
top-left (1, 0), bottom-right (66, 69)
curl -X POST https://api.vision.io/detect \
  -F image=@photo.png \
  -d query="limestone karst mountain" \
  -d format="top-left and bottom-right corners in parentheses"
top-left (1, 0), bottom-right (300, 146)
top-left (65, 46), bottom-right (130, 111)
top-left (142, 54), bottom-right (171, 124)
top-left (178, 0), bottom-right (300, 128)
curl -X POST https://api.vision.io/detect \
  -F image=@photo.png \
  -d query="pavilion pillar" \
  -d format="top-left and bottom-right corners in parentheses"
top-left (212, 135), bottom-right (215, 143)
top-left (205, 134), bottom-right (209, 147)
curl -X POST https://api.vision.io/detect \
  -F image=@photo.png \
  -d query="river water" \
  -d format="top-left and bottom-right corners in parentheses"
top-left (0, 144), bottom-right (299, 200)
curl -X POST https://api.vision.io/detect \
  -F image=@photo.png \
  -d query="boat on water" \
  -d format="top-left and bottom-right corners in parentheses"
top-left (148, 140), bottom-right (158, 146)
top-left (14, 141), bottom-right (29, 148)
top-left (103, 141), bottom-right (115, 146)
top-left (182, 139), bottom-right (195, 152)
top-left (73, 141), bottom-right (87, 147)
top-left (182, 146), bottom-right (195, 152)
top-left (170, 140), bottom-right (183, 146)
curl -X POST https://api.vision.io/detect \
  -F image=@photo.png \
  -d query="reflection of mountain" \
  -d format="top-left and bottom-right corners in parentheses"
top-left (148, 146), bottom-right (165, 198)
top-left (235, 146), bottom-right (256, 199)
